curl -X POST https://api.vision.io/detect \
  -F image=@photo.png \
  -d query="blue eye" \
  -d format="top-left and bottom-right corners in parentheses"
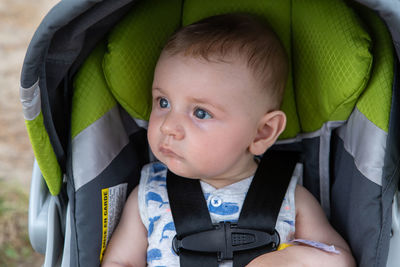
top-left (194, 108), bottom-right (212, 119)
top-left (159, 98), bottom-right (170, 109)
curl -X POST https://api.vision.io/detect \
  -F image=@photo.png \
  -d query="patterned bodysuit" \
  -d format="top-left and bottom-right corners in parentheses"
top-left (138, 162), bottom-right (302, 266)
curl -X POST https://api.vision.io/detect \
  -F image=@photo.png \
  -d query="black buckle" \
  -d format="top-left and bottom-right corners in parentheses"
top-left (172, 222), bottom-right (280, 262)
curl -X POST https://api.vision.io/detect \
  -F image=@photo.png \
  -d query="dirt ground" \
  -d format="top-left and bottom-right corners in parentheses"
top-left (0, 0), bottom-right (58, 265)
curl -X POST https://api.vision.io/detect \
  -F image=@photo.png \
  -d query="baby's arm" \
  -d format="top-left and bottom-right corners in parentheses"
top-left (247, 185), bottom-right (356, 267)
top-left (101, 186), bottom-right (148, 267)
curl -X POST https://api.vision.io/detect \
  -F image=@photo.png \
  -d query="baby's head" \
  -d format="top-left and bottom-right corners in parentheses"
top-left (148, 14), bottom-right (289, 186)
top-left (162, 13), bottom-right (288, 110)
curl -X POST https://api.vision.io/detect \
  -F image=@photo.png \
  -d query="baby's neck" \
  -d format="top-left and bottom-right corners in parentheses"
top-left (200, 159), bottom-right (258, 189)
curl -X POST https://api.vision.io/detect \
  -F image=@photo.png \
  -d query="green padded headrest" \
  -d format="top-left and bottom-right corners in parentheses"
top-left (101, 0), bottom-right (374, 139)
top-left (292, 0), bottom-right (372, 132)
top-left (103, 0), bottom-right (181, 123)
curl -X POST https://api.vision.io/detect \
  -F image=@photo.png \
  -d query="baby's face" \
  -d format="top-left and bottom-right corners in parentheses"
top-left (148, 54), bottom-right (267, 188)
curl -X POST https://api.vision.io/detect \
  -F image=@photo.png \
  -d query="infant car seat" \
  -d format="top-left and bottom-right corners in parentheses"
top-left (20, 0), bottom-right (400, 266)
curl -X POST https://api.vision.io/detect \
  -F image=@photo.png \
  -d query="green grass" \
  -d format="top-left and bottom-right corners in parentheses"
top-left (0, 179), bottom-right (44, 267)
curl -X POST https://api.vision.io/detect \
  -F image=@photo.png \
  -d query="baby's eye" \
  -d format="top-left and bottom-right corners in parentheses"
top-left (194, 108), bottom-right (212, 120)
top-left (158, 97), bottom-right (170, 109)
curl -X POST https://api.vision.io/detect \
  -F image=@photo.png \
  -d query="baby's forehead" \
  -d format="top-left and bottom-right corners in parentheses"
top-left (161, 52), bottom-right (260, 81)
top-left (156, 52), bottom-right (271, 100)
top-left (162, 49), bottom-right (249, 67)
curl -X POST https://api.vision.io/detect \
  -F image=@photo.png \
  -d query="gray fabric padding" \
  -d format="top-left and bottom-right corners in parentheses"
top-left (66, 179), bottom-right (79, 267)
top-left (119, 106), bottom-right (143, 135)
top-left (277, 121), bottom-right (345, 216)
top-left (276, 129), bottom-right (321, 145)
top-left (318, 121), bottom-right (345, 218)
top-left (72, 106), bottom-right (129, 191)
top-left (355, 0), bottom-right (400, 61)
top-left (21, 0), bottom-right (137, 176)
top-left (300, 138), bottom-right (322, 203)
top-left (330, 133), bottom-right (386, 267)
top-left (382, 63), bottom-right (400, 267)
top-left (337, 108), bottom-right (387, 186)
top-left (21, 0), bottom-right (134, 88)
top-left (383, 62), bottom-right (400, 192)
top-left (70, 139), bottom-right (142, 266)
top-left (20, 79), bottom-right (41, 120)
top-left (61, 204), bottom-right (71, 267)
top-left (274, 138), bottom-right (321, 202)
top-left (266, 127), bottom-right (393, 267)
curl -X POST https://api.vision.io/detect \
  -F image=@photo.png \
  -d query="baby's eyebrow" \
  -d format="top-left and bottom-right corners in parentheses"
top-left (152, 87), bottom-right (163, 93)
top-left (188, 96), bottom-right (226, 112)
top-left (151, 87), bottom-right (168, 97)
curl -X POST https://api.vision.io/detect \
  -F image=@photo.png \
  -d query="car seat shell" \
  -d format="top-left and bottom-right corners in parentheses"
top-left (20, 0), bottom-right (400, 266)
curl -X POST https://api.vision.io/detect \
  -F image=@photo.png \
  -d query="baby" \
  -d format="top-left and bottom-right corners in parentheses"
top-left (102, 14), bottom-right (355, 267)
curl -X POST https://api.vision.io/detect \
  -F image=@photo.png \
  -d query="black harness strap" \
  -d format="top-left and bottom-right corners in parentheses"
top-left (167, 170), bottom-right (218, 266)
top-left (167, 150), bottom-right (298, 266)
top-left (234, 150), bottom-right (298, 266)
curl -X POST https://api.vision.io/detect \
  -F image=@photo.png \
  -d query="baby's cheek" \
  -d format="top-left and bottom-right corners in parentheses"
top-left (194, 140), bottom-right (223, 160)
top-left (147, 124), bottom-right (159, 152)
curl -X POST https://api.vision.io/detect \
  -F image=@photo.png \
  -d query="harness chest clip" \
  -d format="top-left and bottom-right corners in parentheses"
top-left (172, 221), bottom-right (280, 262)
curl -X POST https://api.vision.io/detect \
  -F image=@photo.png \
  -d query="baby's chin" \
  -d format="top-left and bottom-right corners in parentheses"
top-left (156, 155), bottom-right (210, 179)
top-left (168, 168), bottom-right (199, 179)
top-left (162, 161), bottom-right (199, 179)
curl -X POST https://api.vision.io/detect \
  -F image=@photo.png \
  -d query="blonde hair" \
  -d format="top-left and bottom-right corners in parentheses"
top-left (162, 13), bottom-right (288, 109)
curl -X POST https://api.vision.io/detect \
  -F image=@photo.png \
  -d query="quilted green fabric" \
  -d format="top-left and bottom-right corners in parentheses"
top-left (26, 112), bottom-right (62, 195)
top-left (103, 0), bottom-right (182, 121)
top-left (72, 41), bottom-right (117, 139)
top-left (355, 6), bottom-right (394, 132)
top-left (292, 0), bottom-right (373, 133)
top-left (73, 0), bottom-right (391, 144)
top-left (102, 0), bottom-right (380, 138)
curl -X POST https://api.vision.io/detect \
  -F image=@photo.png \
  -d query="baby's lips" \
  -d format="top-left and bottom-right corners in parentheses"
top-left (159, 146), bottom-right (183, 159)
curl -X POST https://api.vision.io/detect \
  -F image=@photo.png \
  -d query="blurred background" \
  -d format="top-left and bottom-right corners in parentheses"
top-left (0, 0), bottom-right (58, 265)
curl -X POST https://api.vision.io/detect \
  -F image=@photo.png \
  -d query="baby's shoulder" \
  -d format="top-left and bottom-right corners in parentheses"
top-left (294, 183), bottom-right (322, 216)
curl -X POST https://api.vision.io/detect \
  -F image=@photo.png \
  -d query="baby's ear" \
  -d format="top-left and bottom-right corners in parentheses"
top-left (249, 110), bottom-right (286, 155)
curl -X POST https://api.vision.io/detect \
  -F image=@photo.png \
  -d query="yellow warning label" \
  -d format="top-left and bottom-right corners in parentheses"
top-left (100, 188), bottom-right (109, 261)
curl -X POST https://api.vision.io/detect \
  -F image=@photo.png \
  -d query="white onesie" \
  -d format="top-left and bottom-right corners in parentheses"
top-left (138, 162), bottom-right (302, 266)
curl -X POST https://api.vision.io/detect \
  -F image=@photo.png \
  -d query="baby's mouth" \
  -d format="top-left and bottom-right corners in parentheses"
top-left (159, 146), bottom-right (182, 159)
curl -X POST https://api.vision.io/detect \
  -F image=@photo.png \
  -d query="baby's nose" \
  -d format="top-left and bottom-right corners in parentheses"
top-left (160, 113), bottom-right (184, 140)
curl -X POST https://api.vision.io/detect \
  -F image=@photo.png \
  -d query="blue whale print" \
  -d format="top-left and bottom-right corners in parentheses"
top-left (284, 220), bottom-right (295, 226)
top-left (146, 192), bottom-right (169, 208)
top-left (147, 174), bottom-right (166, 184)
top-left (147, 248), bottom-right (162, 262)
top-left (208, 201), bottom-right (239, 215)
top-left (152, 163), bottom-right (166, 173)
top-left (148, 216), bottom-right (161, 237)
top-left (160, 222), bottom-right (176, 242)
